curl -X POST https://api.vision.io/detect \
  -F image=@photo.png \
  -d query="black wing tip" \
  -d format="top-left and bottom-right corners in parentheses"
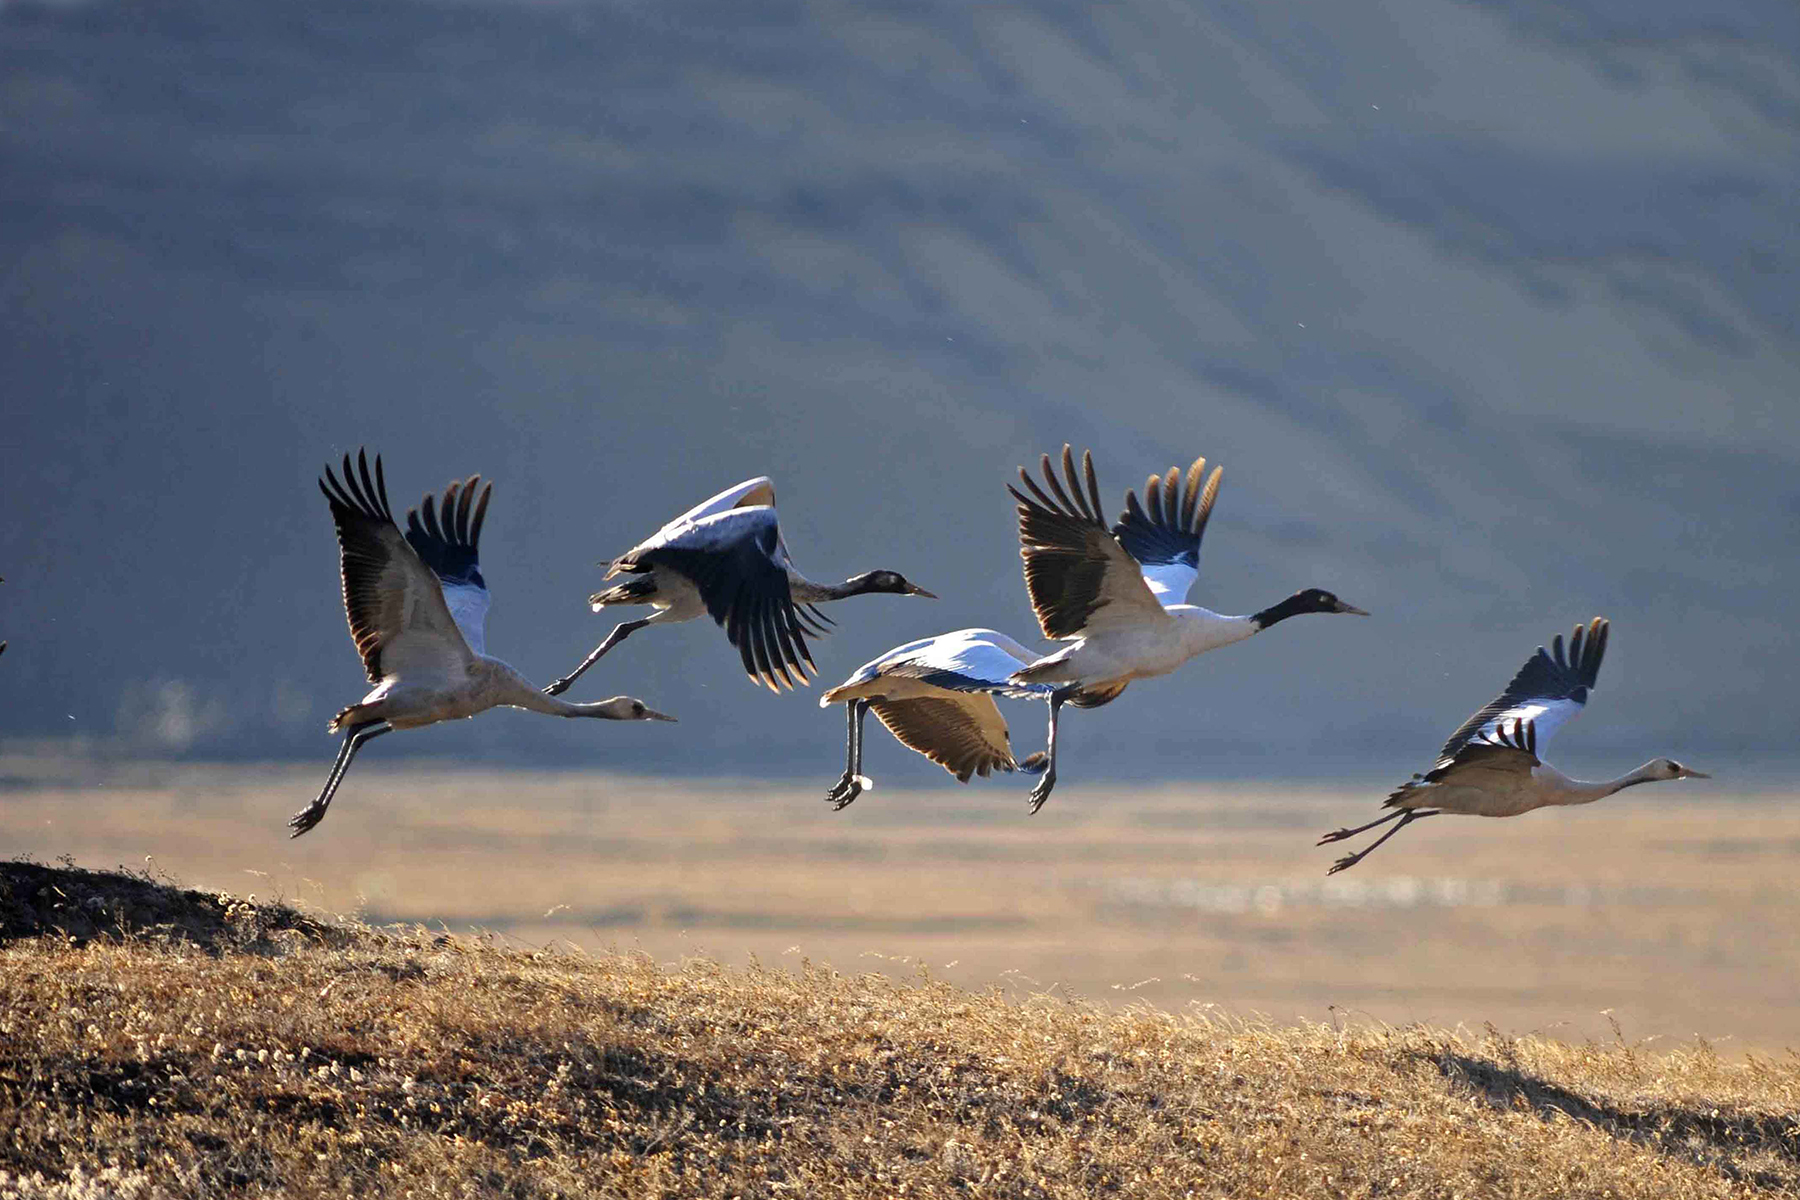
top-left (401, 471), bottom-right (494, 582)
top-left (319, 447), bottom-right (394, 524)
top-left (1012, 445), bottom-right (1108, 526)
top-left (1110, 452), bottom-right (1221, 564)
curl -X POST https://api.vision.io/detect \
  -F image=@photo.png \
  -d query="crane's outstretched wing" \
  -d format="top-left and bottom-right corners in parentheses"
top-left (1433, 618), bottom-right (1610, 771)
top-left (610, 474), bottom-right (832, 635)
top-left (1111, 455), bottom-right (1223, 607)
top-left (621, 506), bottom-right (818, 691)
top-left (870, 695), bottom-right (1020, 782)
top-left (404, 475), bottom-right (493, 657)
top-left (617, 476), bottom-right (779, 572)
top-left (319, 450), bottom-right (473, 685)
top-left (824, 629), bottom-right (1054, 784)
top-left (1009, 446), bottom-right (1165, 640)
top-left (666, 476), bottom-right (778, 532)
top-left (835, 629), bottom-right (1054, 702)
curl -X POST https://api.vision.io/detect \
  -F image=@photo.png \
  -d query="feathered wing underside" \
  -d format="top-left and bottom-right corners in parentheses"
top-left (1009, 446), bottom-right (1165, 640)
top-left (880, 631), bottom-right (1056, 701)
top-left (404, 475), bottom-right (493, 657)
top-left (1384, 741), bottom-right (1538, 807)
top-left (669, 476), bottom-right (778, 530)
top-left (610, 476), bottom-right (779, 579)
top-left (319, 450), bottom-right (473, 686)
top-left (1433, 618), bottom-right (1610, 769)
top-left (1111, 455), bottom-right (1223, 607)
top-left (606, 475), bottom-right (833, 636)
top-left (629, 507), bottom-right (818, 690)
top-left (870, 695), bottom-right (1018, 783)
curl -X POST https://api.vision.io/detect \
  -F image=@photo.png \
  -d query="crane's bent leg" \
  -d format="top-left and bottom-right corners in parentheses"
top-left (1026, 687), bottom-right (1079, 814)
top-left (545, 618), bottom-right (653, 697)
top-left (1326, 809), bottom-right (1438, 875)
top-left (290, 721), bottom-right (391, 837)
top-left (1317, 807), bottom-right (1409, 845)
top-left (825, 700), bottom-right (872, 810)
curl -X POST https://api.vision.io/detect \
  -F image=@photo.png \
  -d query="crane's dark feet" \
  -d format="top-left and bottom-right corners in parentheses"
top-left (287, 804), bottom-right (327, 838)
top-left (1018, 752), bottom-right (1049, 776)
top-left (1326, 852), bottom-right (1365, 876)
top-left (824, 772), bottom-right (871, 811)
top-left (543, 676), bottom-right (575, 698)
top-left (1026, 773), bottom-right (1056, 814)
top-left (1317, 826), bottom-right (1358, 845)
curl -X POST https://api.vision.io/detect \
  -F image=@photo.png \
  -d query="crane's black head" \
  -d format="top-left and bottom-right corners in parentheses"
top-left (850, 570), bottom-right (937, 599)
top-left (1652, 757), bottom-right (1709, 781)
top-left (1252, 588), bottom-right (1369, 629)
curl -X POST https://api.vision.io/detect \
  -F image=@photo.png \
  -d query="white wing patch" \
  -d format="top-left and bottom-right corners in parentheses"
top-left (440, 581), bottom-right (491, 658)
top-left (657, 476), bottom-right (777, 539)
top-left (645, 505), bottom-right (779, 557)
top-left (1138, 562), bottom-right (1199, 608)
top-left (1472, 699), bottom-right (1584, 752)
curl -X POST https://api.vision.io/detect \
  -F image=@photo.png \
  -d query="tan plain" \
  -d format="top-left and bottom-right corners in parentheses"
top-left (1, 754), bottom-right (1795, 1051)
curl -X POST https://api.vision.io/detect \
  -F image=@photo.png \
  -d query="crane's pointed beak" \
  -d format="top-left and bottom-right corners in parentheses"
top-left (644, 708), bottom-right (678, 722)
top-left (906, 584), bottom-right (938, 599)
top-left (1680, 767), bottom-right (1710, 779)
top-left (1336, 601), bottom-right (1370, 616)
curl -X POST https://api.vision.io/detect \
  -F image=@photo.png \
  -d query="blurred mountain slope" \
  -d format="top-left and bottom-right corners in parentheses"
top-left (2, 0), bottom-right (1795, 779)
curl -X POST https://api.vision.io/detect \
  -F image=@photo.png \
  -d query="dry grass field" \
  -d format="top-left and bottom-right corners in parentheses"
top-left (1, 752), bottom-right (1796, 1055)
top-left (3, 858), bottom-right (1800, 1198)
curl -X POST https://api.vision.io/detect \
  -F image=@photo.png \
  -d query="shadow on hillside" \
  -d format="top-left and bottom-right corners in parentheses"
top-left (0, 860), bottom-right (351, 953)
top-left (1429, 1049), bottom-right (1797, 1189)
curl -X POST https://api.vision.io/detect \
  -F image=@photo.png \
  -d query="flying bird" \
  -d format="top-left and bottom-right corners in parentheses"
top-left (294, 450), bottom-right (675, 837)
top-left (817, 628), bottom-right (1052, 809)
top-left (1005, 445), bottom-right (1367, 811)
top-left (1318, 618), bottom-right (1708, 873)
top-left (546, 475), bottom-right (935, 696)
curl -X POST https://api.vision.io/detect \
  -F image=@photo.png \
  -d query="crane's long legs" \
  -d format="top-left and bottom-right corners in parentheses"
top-left (825, 700), bottom-right (872, 811)
top-left (1325, 809), bottom-right (1439, 875)
top-left (1317, 807), bottom-right (1410, 846)
top-left (290, 720), bottom-right (391, 837)
top-left (1026, 687), bottom-right (1080, 814)
top-left (544, 618), bottom-right (653, 697)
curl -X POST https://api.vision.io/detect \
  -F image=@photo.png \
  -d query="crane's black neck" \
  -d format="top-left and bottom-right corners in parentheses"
top-left (1251, 593), bottom-right (1314, 630)
top-left (794, 571), bottom-right (897, 602)
top-left (793, 577), bottom-right (864, 603)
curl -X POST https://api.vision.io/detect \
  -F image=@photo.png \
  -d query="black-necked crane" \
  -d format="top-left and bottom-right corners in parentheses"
top-left (293, 450), bottom-right (676, 837)
top-left (817, 627), bottom-right (1052, 809)
top-left (545, 475), bottom-right (936, 696)
top-left (1005, 446), bottom-right (1367, 812)
top-left (1318, 617), bottom-right (1708, 874)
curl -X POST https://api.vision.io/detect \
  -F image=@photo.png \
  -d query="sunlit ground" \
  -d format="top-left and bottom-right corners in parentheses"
top-left (3, 752), bottom-right (1795, 1053)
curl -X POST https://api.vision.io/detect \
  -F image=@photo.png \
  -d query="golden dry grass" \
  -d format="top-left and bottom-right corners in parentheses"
top-left (3, 861), bottom-right (1800, 1198)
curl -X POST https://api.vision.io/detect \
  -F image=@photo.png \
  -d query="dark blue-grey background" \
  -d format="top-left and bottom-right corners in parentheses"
top-left (3, 0), bottom-right (1796, 783)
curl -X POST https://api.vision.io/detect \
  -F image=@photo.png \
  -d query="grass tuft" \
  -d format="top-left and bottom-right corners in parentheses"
top-left (1, 862), bottom-right (1796, 1197)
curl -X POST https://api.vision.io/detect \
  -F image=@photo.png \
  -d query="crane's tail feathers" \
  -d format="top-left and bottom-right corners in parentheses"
top-left (327, 703), bottom-right (380, 735)
top-left (1382, 779), bottom-right (1431, 809)
top-left (1068, 681), bottom-right (1128, 709)
top-left (589, 576), bottom-right (658, 610)
top-left (1008, 661), bottom-right (1063, 685)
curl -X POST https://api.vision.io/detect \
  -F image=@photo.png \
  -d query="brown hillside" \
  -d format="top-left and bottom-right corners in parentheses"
top-left (0, 861), bottom-right (1796, 1198)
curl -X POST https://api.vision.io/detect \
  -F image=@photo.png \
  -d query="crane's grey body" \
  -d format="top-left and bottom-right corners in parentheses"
top-left (546, 475), bottom-right (934, 695)
top-left (1005, 446), bottom-right (1366, 812)
top-left (1320, 618), bottom-right (1707, 873)
top-left (294, 451), bottom-right (673, 837)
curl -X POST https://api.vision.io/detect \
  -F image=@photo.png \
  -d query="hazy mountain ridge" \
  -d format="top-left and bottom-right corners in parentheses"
top-left (3, 0), bottom-right (1795, 776)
